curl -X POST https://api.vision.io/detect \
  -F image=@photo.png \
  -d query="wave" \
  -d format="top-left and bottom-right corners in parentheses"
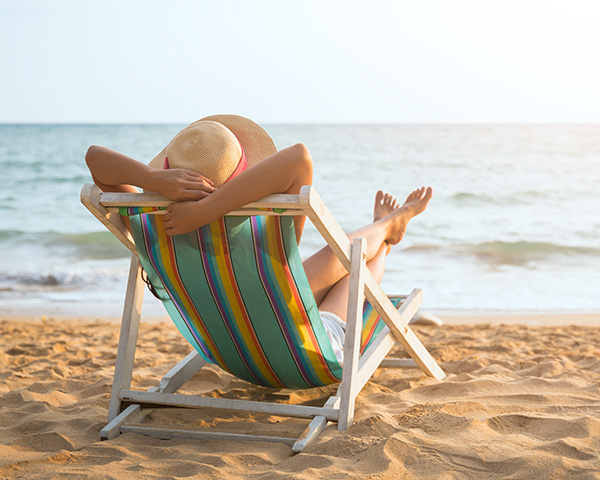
top-left (450, 190), bottom-right (550, 206)
top-left (405, 240), bottom-right (600, 265)
top-left (451, 192), bottom-right (498, 204)
top-left (12, 173), bottom-right (92, 185)
top-left (0, 272), bottom-right (76, 288)
top-left (0, 268), bottom-right (128, 291)
top-left (469, 241), bottom-right (600, 264)
top-left (0, 230), bottom-right (130, 259)
top-left (3, 228), bottom-right (599, 271)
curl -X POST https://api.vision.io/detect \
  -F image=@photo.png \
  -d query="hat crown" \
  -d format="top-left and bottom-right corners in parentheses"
top-left (148, 114), bottom-right (277, 189)
top-left (166, 121), bottom-right (241, 186)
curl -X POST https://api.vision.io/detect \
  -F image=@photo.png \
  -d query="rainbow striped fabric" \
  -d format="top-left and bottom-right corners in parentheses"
top-left (126, 211), bottom-right (402, 389)
top-left (119, 206), bottom-right (165, 215)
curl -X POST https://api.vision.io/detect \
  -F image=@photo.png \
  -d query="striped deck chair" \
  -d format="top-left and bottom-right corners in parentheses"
top-left (81, 184), bottom-right (445, 452)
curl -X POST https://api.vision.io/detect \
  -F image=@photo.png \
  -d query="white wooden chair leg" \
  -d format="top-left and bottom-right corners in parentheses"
top-left (101, 388), bottom-right (157, 440)
top-left (85, 185), bottom-right (445, 450)
top-left (101, 352), bottom-right (206, 440)
top-left (338, 238), bottom-right (367, 431)
top-left (158, 351), bottom-right (207, 394)
top-left (364, 284), bottom-right (446, 380)
top-left (107, 254), bottom-right (145, 421)
top-left (292, 396), bottom-right (340, 453)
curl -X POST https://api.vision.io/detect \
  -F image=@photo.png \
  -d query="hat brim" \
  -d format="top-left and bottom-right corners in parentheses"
top-left (149, 114), bottom-right (277, 171)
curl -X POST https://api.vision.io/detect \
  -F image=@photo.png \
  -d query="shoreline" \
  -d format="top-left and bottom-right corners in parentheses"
top-left (3, 309), bottom-right (600, 326)
top-left (436, 310), bottom-right (600, 326)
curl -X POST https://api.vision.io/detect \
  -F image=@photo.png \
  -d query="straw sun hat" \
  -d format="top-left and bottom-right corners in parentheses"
top-left (148, 114), bottom-right (277, 187)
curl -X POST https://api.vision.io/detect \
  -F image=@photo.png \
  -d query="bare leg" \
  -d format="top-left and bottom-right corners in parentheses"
top-left (303, 225), bottom-right (388, 305)
top-left (304, 187), bottom-right (432, 305)
top-left (317, 243), bottom-right (388, 322)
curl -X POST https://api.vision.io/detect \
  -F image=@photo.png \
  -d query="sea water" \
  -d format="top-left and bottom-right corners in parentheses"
top-left (1, 124), bottom-right (599, 316)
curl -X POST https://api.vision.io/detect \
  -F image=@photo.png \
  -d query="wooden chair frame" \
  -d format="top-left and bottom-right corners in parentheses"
top-left (81, 184), bottom-right (445, 452)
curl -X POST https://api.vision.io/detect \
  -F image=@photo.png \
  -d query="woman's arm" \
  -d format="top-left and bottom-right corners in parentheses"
top-left (85, 145), bottom-right (215, 200)
top-left (163, 143), bottom-right (313, 241)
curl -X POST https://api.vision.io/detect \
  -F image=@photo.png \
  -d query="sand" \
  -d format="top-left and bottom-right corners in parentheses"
top-left (2, 314), bottom-right (600, 479)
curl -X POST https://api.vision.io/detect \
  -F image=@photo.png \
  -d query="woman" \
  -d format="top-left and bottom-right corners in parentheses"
top-left (85, 114), bottom-right (432, 359)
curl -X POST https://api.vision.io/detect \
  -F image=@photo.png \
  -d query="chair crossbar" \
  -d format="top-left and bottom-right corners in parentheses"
top-left (100, 393), bottom-right (155, 440)
top-left (380, 358), bottom-right (418, 368)
top-left (158, 351), bottom-right (207, 394)
top-left (98, 191), bottom-right (303, 210)
top-left (107, 207), bottom-right (303, 217)
top-left (119, 390), bottom-right (340, 421)
top-left (120, 426), bottom-right (298, 446)
top-left (292, 395), bottom-right (341, 453)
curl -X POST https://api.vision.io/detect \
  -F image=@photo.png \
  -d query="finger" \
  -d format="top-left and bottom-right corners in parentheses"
top-left (180, 177), bottom-right (214, 189)
top-left (199, 174), bottom-right (214, 185)
top-left (200, 180), bottom-right (216, 190)
top-left (164, 210), bottom-right (176, 223)
top-left (184, 190), bottom-right (213, 201)
top-left (198, 183), bottom-right (216, 192)
top-left (186, 171), bottom-right (214, 186)
top-left (183, 185), bottom-right (215, 196)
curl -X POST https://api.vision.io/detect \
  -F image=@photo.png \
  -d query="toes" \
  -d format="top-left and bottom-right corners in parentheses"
top-left (375, 190), bottom-right (384, 205)
top-left (405, 186), bottom-right (432, 204)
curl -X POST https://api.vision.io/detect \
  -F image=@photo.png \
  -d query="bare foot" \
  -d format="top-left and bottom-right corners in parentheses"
top-left (373, 190), bottom-right (399, 222)
top-left (384, 186), bottom-right (433, 245)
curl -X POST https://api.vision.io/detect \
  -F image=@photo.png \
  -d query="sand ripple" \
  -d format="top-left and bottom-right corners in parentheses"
top-left (1, 319), bottom-right (600, 479)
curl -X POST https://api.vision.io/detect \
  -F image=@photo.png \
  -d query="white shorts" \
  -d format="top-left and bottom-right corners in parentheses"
top-left (319, 311), bottom-right (346, 365)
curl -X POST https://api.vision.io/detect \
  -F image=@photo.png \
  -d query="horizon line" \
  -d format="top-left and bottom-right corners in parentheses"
top-left (1, 121), bottom-right (600, 126)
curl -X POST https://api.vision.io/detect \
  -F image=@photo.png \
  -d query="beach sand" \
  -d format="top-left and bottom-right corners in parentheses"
top-left (2, 314), bottom-right (600, 479)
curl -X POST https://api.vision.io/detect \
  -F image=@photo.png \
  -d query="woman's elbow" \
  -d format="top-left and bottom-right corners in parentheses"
top-left (85, 145), bottom-right (102, 167)
top-left (288, 143), bottom-right (313, 184)
top-left (291, 143), bottom-right (312, 168)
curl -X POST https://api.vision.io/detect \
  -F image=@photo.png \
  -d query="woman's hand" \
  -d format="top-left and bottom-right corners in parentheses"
top-left (148, 168), bottom-right (215, 201)
top-left (163, 200), bottom-right (210, 236)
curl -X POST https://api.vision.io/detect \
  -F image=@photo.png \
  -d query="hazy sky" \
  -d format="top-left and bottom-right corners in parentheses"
top-left (1, 0), bottom-right (599, 123)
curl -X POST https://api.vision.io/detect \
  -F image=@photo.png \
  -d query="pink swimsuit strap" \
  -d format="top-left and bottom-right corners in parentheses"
top-left (225, 143), bottom-right (248, 182)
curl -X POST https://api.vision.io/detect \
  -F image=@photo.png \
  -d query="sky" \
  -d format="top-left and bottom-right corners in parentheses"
top-left (1, 0), bottom-right (599, 124)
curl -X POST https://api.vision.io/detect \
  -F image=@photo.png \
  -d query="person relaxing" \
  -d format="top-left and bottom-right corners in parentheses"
top-left (85, 114), bottom-right (432, 362)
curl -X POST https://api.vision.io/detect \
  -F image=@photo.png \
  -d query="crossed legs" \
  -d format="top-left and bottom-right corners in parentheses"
top-left (158, 141), bottom-right (433, 321)
top-left (86, 140), bottom-right (432, 322)
top-left (304, 188), bottom-right (433, 321)
top-left (315, 242), bottom-right (389, 320)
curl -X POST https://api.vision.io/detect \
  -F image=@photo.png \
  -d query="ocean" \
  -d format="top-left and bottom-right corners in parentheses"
top-left (1, 124), bottom-right (599, 317)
